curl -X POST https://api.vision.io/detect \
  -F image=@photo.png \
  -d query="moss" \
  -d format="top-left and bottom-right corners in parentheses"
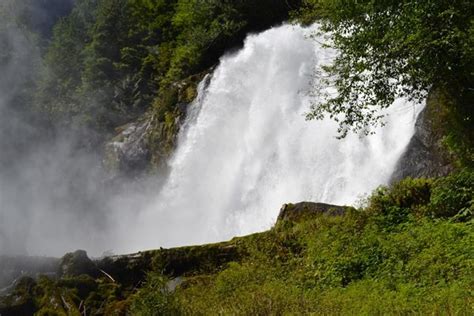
top-left (147, 70), bottom-right (211, 170)
top-left (0, 273), bottom-right (132, 315)
top-left (182, 85), bottom-right (197, 103)
top-left (34, 278), bottom-right (73, 315)
top-left (57, 275), bottom-right (97, 300)
top-left (151, 241), bottom-right (242, 277)
top-left (277, 202), bottom-right (351, 223)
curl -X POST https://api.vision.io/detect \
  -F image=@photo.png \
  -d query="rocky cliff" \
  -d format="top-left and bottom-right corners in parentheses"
top-left (390, 89), bottom-right (454, 182)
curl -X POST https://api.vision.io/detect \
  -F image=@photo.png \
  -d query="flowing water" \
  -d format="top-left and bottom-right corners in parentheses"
top-left (116, 24), bottom-right (423, 252)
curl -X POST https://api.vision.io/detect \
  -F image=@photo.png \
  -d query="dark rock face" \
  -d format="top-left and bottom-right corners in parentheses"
top-left (95, 241), bottom-right (241, 286)
top-left (103, 71), bottom-right (212, 178)
top-left (391, 91), bottom-right (453, 183)
top-left (154, 243), bottom-right (241, 277)
top-left (277, 202), bottom-right (348, 223)
top-left (58, 250), bottom-right (98, 278)
top-left (104, 117), bottom-right (153, 176)
top-left (96, 252), bottom-right (154, 287)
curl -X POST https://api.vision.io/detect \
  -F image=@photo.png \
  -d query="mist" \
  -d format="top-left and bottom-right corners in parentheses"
top-left (0, 0), bottom-right (118, 256)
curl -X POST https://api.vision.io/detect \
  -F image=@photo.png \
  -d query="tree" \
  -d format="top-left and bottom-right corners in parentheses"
top-left (300, 0), bottom-right (473, 138)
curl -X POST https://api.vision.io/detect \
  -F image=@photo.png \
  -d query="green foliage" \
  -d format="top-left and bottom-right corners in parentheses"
top-left (161, 216), bottom-right (473, 315)
top-left (130, 273), bottom-right (177, 315)
top-left (430, 169), bottom-right (474, 219)
top-left (127, 171), bottom-right (474, 315)
top-left (299, 0), bottom-right (474, 138)
top-left (36, 0), bottom-right (98, 127)
top-left (365, 177), bottom-right (433, 227)
top-left (36, 0), bottom-right (299, 137)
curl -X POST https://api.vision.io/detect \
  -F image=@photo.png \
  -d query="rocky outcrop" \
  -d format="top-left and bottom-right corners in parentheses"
top-left (277, 202), bottom-right (349, 223)
top-left (58, 250), bottom-right (98, 278)
top-left (152, 243), bottom-right (241, 277)
top-left (104, 116), bottom-right (153, 176)
top-left (391, 90), bottom-right (454, 183)
top-left (104, 71), bottom-right (212, 177)
top-left (95, 240), bottom-right (241, 288)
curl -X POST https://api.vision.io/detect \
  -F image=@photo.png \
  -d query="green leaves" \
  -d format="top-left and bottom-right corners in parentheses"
top-left (130, 273), bottom-right (177, 316)
top-left (36, 0), bottom-right (298, 136)
top-left (301, 0), bottom-right (473, 137)
top-left (430, 169), bottom-right (474, 219)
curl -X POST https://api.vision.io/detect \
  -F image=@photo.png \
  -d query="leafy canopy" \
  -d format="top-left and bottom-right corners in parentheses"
top-left (36, 0), bottom-right (299, 135)
top-left (300, 0), bottom-right (474, 137)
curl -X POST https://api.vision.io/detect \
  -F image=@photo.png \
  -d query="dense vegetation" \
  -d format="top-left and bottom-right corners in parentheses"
top-left (0, 170), bottom-right (472, 315)
top-left (35, 0), bottom-right (300, 139)
top-left (299, 0), bottom-right (473, 159)
top-left (130, 170), bottom-right (473, 315)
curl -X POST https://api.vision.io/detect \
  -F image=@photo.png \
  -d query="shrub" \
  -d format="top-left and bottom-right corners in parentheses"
top-left (130, 274), bottom-right (177, 316)
top-left (366, 177), bottom-right (433, 228)
top-left (429, 169), bottom-right (474, 219)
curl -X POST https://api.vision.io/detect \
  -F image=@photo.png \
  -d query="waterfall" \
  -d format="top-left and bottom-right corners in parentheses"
top-left (118, 24), bottom-right (423, 252)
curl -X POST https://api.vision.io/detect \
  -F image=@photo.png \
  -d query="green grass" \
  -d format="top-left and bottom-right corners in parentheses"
top-left (131, 170), bottom-right (474, 315)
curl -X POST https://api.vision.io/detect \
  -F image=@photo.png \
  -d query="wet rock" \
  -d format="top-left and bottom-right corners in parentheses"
top-left (277, 202), bottom-right (348, 223)
top-left (104, 116), bottom-right (153, 176)
top-left (154, 243), bottom-right (241, 277)
top-left (96, 241), bottom-right (240, 285)
top-left (167, 277), bottom-right (184, 292)
top-left (58, 250), bottom-right (98, 278)
top-left (104, 70), bottom-right (213, 178)
top-left (96, 251), bottom-right (154, 287)
top-left (391, 90), bottom-right (453, 182)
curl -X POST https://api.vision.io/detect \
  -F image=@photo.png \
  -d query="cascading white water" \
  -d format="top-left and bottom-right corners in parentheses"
top-left (117, 24), bottom-right (423, 253)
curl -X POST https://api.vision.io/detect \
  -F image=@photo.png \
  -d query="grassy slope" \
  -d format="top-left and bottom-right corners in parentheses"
top-left (133, 174), bottom-right (474, 315)
top-left (2, 172), bottom-right (470, 315)
top-left (131, 172), bottom-right (473, 315)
